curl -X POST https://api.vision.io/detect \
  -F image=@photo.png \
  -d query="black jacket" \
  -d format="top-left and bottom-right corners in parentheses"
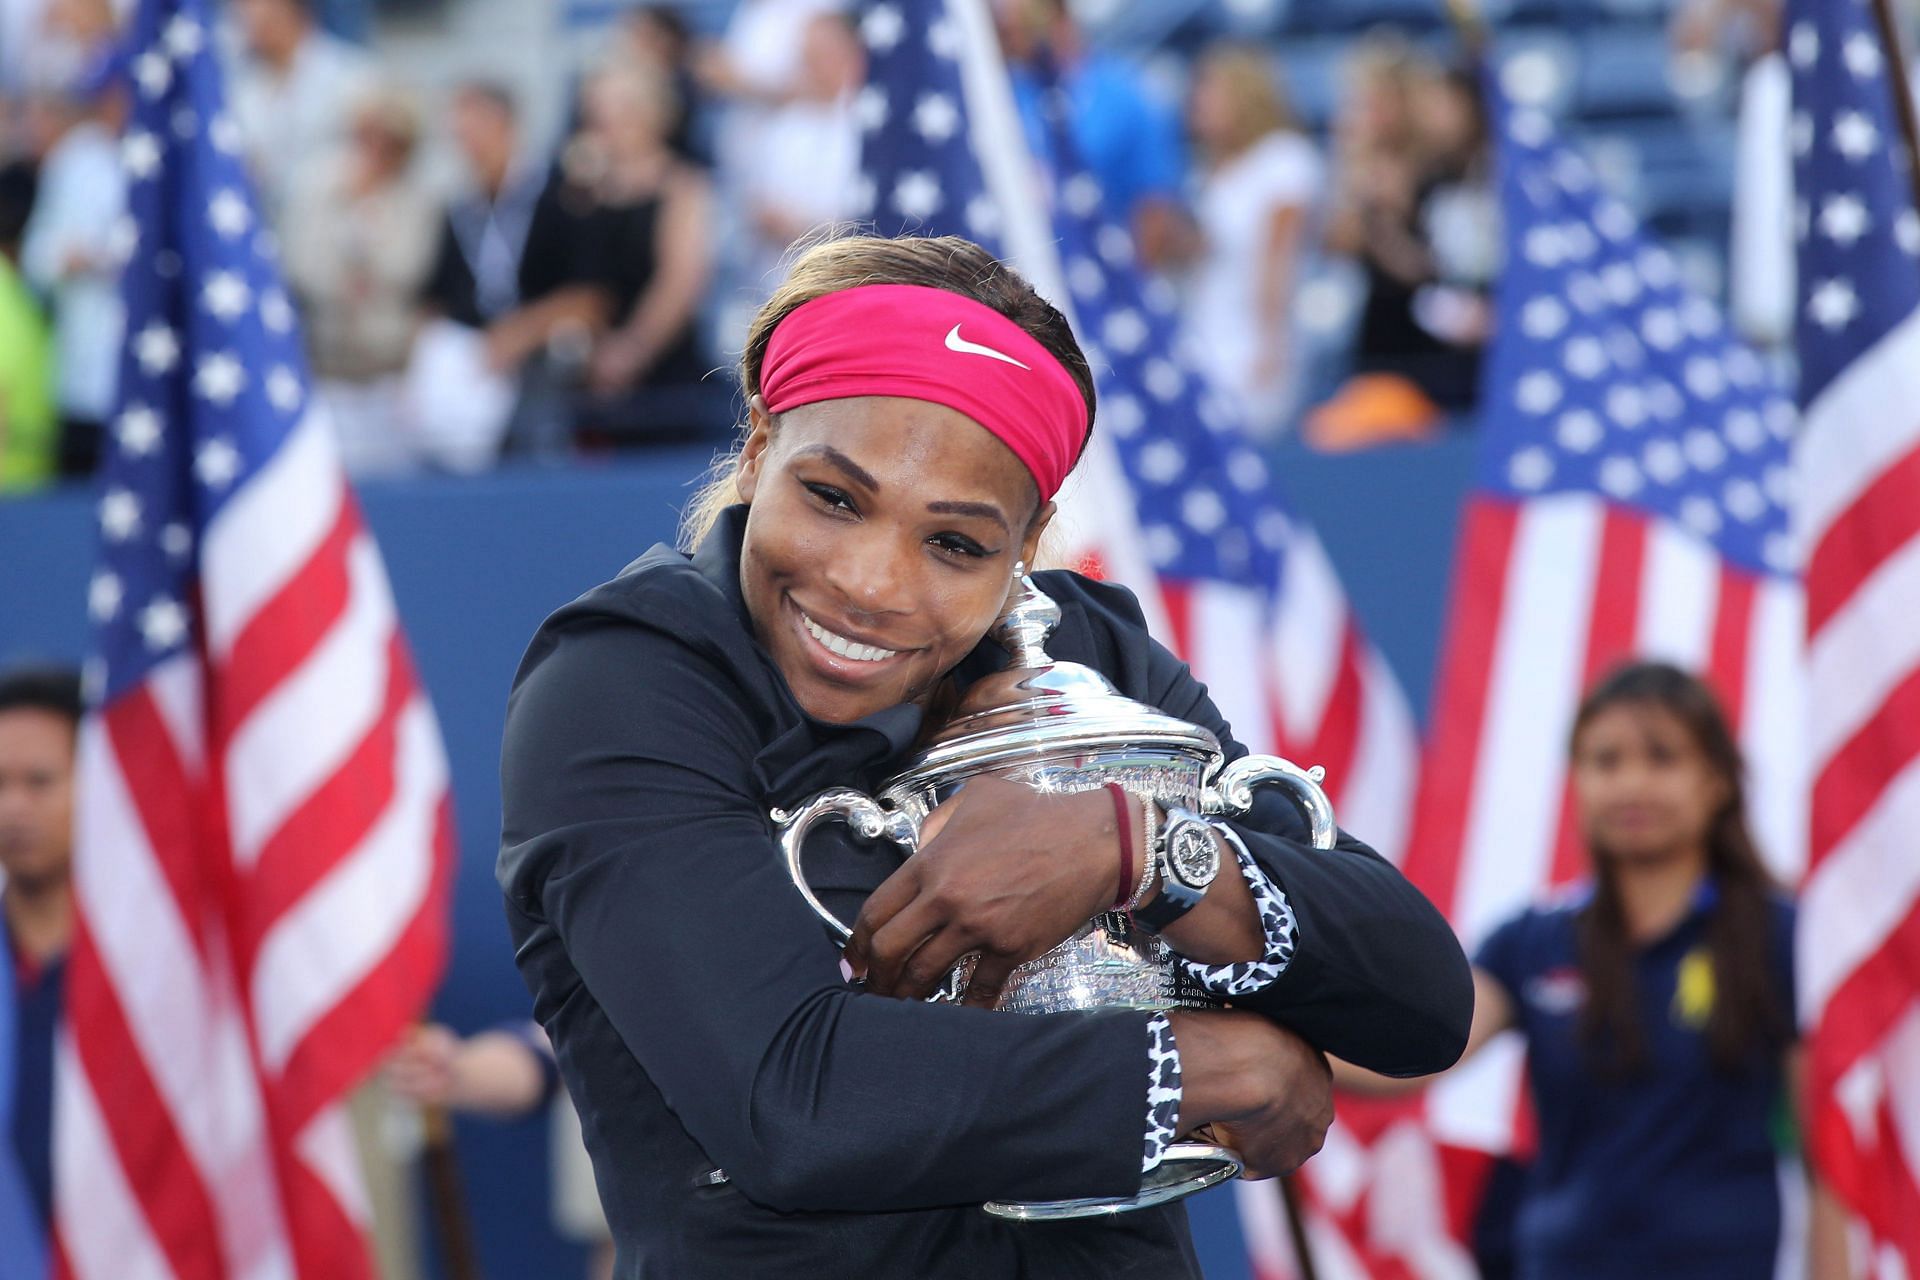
top-left (499, 506), bottom-right (1471, 1278)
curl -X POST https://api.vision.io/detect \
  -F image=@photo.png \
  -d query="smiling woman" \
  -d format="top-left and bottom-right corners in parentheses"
top-left (497, 233), bottom-right (1472, 1279)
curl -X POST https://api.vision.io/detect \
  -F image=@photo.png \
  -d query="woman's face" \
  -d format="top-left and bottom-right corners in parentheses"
top-left (735, 394), bottom-right (1053, 724)
top-left (1571, 702), bottom-right (1727, 867)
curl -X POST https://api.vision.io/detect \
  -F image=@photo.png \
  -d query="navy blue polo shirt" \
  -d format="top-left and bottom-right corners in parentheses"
top-left (1475, 884), bottom-right (1796, 1279)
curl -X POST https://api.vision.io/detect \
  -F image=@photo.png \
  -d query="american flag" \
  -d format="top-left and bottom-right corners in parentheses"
top-left (858, 3), bottom-right (1421, 1275)
top-left (1387, 78), bottom-right (1808, 1275)
top-left (53, 1), bottom-right (453, 1276)
top-left (1788, 0), bottom-right (1920, 1269)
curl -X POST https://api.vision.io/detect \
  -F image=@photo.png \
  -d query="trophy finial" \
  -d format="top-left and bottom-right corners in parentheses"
top-left (992, 572), bottom-right (1060, 668)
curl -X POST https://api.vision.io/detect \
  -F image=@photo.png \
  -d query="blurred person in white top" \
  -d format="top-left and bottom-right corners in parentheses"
top-left (1177, 44), bottom-right (1324, 442)
top-left (738, 12), bottom-right (864, 301)
top-left (226, 0), bottom-right (374, 228)
top-left (18, 62), bottom-right (124, 477)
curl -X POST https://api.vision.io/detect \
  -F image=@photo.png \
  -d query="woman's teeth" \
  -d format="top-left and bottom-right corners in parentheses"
top-left (802, 612), bottom-right (898, 662)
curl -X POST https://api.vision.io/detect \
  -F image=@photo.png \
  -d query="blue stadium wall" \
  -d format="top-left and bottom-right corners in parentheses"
top-left (0, 435), bottom-right (1476, 1278)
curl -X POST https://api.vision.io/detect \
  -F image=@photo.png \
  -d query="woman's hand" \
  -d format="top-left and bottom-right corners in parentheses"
top-left (1166, 1009), bottom-right (1333, 1179)
top-left (842, 776), bottom-right (1122, 1008)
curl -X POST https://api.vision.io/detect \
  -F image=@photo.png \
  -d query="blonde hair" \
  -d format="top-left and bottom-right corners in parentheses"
top-left (677, 233), bottom-right (1097, 551)
top-left (1193, 43), bottom-right (1296, 158)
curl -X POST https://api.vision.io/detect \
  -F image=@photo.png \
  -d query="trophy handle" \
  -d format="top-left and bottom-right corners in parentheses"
top-left (773, 789), bottom-right (919, 942)
top-left (1202, 755), bottom-right (1338, 851)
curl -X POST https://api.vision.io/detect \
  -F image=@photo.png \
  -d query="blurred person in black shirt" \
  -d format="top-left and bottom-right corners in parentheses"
top-left (420, 80), bottom-right (610, 459)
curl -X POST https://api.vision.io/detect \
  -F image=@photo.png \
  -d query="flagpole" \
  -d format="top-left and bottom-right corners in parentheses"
top-left (1867, 0), bottom-right (1920, 216)
top-left (420, 1102), bottom-right (484, 1280)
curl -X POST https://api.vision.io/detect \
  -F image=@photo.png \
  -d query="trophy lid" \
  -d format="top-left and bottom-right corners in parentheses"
top-left (893, 575), bottom-right (1220, 788)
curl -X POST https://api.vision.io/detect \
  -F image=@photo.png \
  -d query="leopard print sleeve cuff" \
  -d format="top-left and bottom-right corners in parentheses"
top-left (1142, 1012), bottom-right (1182, 1173)
top-left (1176, 826), bottom-right (1299, 997)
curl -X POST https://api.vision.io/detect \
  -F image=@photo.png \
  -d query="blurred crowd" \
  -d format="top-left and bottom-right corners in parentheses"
top-left (0, 0), bottom-right (1521, 492)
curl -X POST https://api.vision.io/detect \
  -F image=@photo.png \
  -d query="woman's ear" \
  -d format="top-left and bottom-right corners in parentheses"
top-left (735, 397), bottom-right (776, 504)
top-left (1017, 500), bottom-right (1056, 572)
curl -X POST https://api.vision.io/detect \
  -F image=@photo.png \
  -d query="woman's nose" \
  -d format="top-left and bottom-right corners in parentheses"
top-left (823, 530), bottom-right (916, 615)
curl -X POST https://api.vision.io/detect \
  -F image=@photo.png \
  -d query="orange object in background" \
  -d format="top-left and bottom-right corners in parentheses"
top-left (1303, 372), bottom-right (1445, 451)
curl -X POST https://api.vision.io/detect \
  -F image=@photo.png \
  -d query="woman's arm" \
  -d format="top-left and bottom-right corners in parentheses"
top-left (1791, 1045), bottom-right (1857, 1280)
top-left (1330, 967), bottom-right (1514, 1095)
top-left (500, 607), bottom-right (1157, 1214)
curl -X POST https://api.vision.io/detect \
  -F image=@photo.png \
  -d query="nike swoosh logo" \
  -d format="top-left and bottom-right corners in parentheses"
top-left (944, 324), bottom-right (1030, 369)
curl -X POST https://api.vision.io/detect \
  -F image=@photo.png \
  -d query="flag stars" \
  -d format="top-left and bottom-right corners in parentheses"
top-left (1762, 533), bottom-right (1795, 573)
top-left (1680, 496), bottom-right (1722, 536)
top-left (88, 571), bottom-right (122, 622)
top-left (134, 322), bottom-right (180, 375)
top-left (1724, 478), bottom-right (1767, 522)
top-left (1182, 489), bottom-right (1227, 534)
top-left (260, 289), bottom-right (295, 334)
top-left (160, 522), bottom-right (192, 561)
top-left (163, 13), bottom-right (204, 58)
top-left (171, 105), bottom-right (198, 140)
top-left (1103, 308), bottom-right (1147, 354)
top-left (1789, 22), bottom-right (1819, 67)
top-left (202, 270), bottom-right (252, 322)
top-left (1096, 224), bottom-right (1133, 266)
top-left (862, 4), bottom-right (905, 51)
top-left (1606, 384), bottom-right (1648, 428)
top-left (1104, 393), bottom-right (1145, 437)
top-left (137, 596), bottom-right (189, 652)
top-left (1063, 173), bottom-right (1103, 217)
top-left (1843, 31), bottom-right (1883, 78)
top-left (208, 188), bottom-right (251, 239)
top-left (208, 112), bottom-right (243, 155)
top-left (1820, 193), bottom-right (1871, 246)
top-left (195, 352), bottom-right (247, 406)
top-left (1598, 456), bottom-right (1644, 498)
top-left (267, 366), bottom-right (303, 414)
top-left (1508, 446), bottom-right (1554, 490)
top-left (1792, 111), bottom-right (1815, 157)
top-left (926, 17), bottom-right (957, 59)
top-left (891, 171), bottom-right (941, 220)
top-left (855, 85), bottom-right (889, 132)
top-left (1832, 111), bottom-right (1879, 160)
top-left (1725, 408), bottom-right (1766, 452)
top-left (1139, 440), bottom-right (1185, 484)
top-left (1228, 450), bottom-right (1268, 492)
top-left (1808, 277), bottom-right (1861, 331)
top-left (1143, 524), bottom-right (1183, 567)
top-left (122, 129), bottom-right (162, 180)
top-left (114, 403), bottom-right (162, 456)
top-left (99, 488), bottom-right (142, 541)
top-left (1684, 427), bottom-right (1728, 471)
top-left (1643, 439), bottom-right (1686, 484)
top-left (964, 195), bottom-right (1000, 239)
top-left (1143, 359), bottom-right (1184, 402)
top-left (1256, 511), bottom-right (1291, 550)
top-left (1562, 335), bottom-right (1607, 379)
top-left (1898, 209), bottom-right (1920, 255)
top-left (912, 92), bottom-right (959, 143)
top-left (1515, 369), bottom-right (1562, 414)
top-left (195, 437), bottom-right (242, 489)
top-left (1521, 295), bottom-right (1568, 340)
top-left (1557, 410), bottom-right (1604, 453)
top-left (133, 50), bottom-right (172, 98)
top-left (1684, 355), bottom-right (1727, 399)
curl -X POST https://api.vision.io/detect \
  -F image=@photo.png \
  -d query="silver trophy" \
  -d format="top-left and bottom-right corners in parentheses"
top-left (775, 575), bottom-right (1337, 1221)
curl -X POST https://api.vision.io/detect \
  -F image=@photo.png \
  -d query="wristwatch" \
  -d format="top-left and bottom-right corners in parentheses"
top-left (1132, 806), bottom-right (1221, 933)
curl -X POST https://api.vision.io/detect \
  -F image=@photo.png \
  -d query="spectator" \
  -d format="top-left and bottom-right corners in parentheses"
top-left (0, 153), bottom-right (55, 492)
top-left (280, 85), bottom-right (441, 476)
top-left (1313, 42), bottom-right (1486, 445)
top-left (385, 1022), bottom-right (613, 1280)
top-left (1178, 43), bottom-right (1324, 441)
top-left (1335, 662), bottom-right (1850, 1279)
top-left (227, 0), bottom-right (375, 226)
top-left (418, 79), bottom-right (608, 463)
top-left (993, 0), bottom-right (1188, 271)
top-left (617, 3), bottom-right (711, 168)
top-left (18, 70), bottom-right (123, 478)
top-left (0, 667), bottom-right (80, 1271)
top-left (567, 63), bottom-right (722, 446)
top-left (736, 11), bottom-right (863, 298)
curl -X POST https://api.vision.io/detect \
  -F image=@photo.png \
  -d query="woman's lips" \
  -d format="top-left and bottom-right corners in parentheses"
top-left (785, 597), bottom-right (914, 681)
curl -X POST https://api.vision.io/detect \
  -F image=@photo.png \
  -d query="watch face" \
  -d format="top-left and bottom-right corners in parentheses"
top-left (1167, 821), bottom-right (1219, 888)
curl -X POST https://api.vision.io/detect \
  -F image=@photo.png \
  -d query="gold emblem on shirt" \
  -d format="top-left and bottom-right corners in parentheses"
top-left (1672, 946), bottom-right (1715, 1028)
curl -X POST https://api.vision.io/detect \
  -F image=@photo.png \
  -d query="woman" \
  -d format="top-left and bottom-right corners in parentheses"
top-left (281, 84), bottom-right (441, 476)
top-left (1180, 43), bottom-right (1324, 441)
top-left (566, 63), bottom-right (717, 439)
top-left (1338, 662), bottom-right (1845, 1279)
top-left (499, 234), bottom-right (1472, 1278)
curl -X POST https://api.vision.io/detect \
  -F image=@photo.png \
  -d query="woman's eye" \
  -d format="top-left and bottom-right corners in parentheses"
top-left (930, 533), bottom-right (990, 559)
top-left (804, 483), bottom-right (855, 513)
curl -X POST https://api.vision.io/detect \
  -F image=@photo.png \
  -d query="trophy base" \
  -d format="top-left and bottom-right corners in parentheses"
top-left (980, 1141), bottom-right (1242, 1221)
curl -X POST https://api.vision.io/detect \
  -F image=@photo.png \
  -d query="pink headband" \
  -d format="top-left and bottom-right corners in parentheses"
top-left (759, 284), bottom-right (1088, 501)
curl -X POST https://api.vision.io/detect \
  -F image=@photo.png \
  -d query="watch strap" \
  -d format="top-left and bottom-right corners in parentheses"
top-left (1132, 808), bottom-right (1217, 933)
